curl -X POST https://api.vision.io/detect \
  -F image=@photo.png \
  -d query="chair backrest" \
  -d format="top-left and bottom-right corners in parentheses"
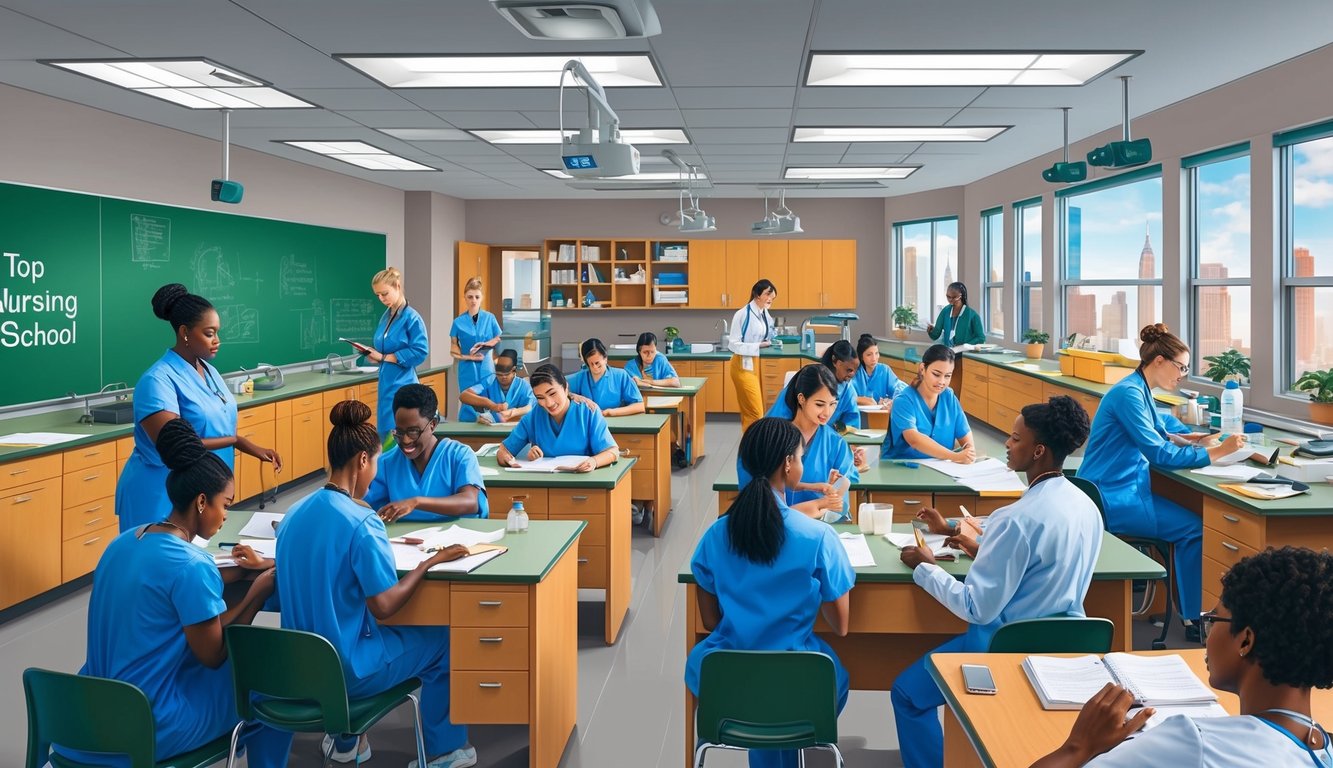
top-left (24, 668), bottom-right (157, 768)
top-left (1068, 476), bottom-right (1107, 528)
top-left (987, 616), bottom-right (1116, 654)
top-left (696, 651), bottom-right (839, 750)
top-left (225, 625), bottom-right (354, 733)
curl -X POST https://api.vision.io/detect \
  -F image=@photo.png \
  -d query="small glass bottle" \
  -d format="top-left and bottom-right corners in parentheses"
top-left (506, 501), bottom-right (529, 533)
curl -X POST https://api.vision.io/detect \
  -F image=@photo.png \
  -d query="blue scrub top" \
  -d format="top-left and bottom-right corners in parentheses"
top-left (766, 376), bottom-right (862, 429)
top-left (736, 424), bottom-right (859, 518)
top-left (116, 350), bottom-right (238, 531)
top-left (568, 366), bottom-right (644, 411)
top-left (624, 354), bottom-right (677, 382)
top-left (882, 385), bottom-right (971, 460)
top-left (685, 496), bottom-right (855, 693)
top-left (467, 374), bottom-right (535, 421)
top-left (363, 438), bottom-right (489, 521)
top-left (1078, 372), bottom-right (1209, 530)
top-left (276, 488), bottom-right (402, 680)
top-left (450, 310), bottom-right (502, 422)
top-left (374, 305), bottom-right (430, 433)
top-left (502, 402), bottom-right (617, 458)
top-left (853, 362), bottom-right (904, 401)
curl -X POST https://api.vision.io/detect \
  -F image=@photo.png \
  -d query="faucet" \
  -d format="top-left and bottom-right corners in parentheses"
top-left (324, 352), bottom-right (343, 375)
top-left (714, 317), bottom-right (729, 346)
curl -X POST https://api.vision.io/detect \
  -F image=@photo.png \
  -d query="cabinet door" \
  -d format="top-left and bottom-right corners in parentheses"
top-left (457, 241), bottom-right (488, 314)
top-left (757, 241), bottom-right (789, 311)
top-left (0, 478), bottom-right (62, 608)
top-left (722, 360), bottom-right (738, 413)
top-left (688, 240), bottom-right (727, 309)
top-left (292, 410), bottom-right (325, 477)
top-left (236, 420), bottom-right (276, 502)
top-left (822, 240), bottom-right (857, 308)
top-left (274, 416), bottom-right (292, 489)
top-left (725, 240), bottom-right (759, 309)
top-left (786, 241), bottom-right (823, 309)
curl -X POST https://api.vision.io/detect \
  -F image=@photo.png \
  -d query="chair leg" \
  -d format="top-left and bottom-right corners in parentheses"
top-left (321, 731), bottom-right (335, 768)
top-left (797, 747), bottom-right (807, 767)
top-left (1152, 545), bottom-right (1175, 650)
top-left (407, 692), bottom-right (429, 767)
top-left (224, 720), bottom-right (246, 768)
top-left (1132, 577), bottom-right (1157, 616)
top-left (818, 743), bottom-right (846, 768)
top-left (693, 742), bottom-right (712, 768)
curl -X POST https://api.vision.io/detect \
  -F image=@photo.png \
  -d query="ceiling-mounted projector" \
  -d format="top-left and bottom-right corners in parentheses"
top-left (557, 59), bottom-right (640, 178)
top-left (679, 212), bottom-right (716, 232)
top-left (751, 191), bottom-right (803, 235)
top-left (1087, 76), bottom-right (1153, 170)
top-left (490, 0), bottom-right (661, 39)
top-left (1043, 108), bottom-right (1088, 184)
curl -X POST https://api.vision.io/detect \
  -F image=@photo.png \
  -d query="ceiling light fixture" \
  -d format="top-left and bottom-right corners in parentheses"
top-left (490, 0), bottom-right (661, 40)
top-left (784, 166), bottom-right (919, 180)
top-left (470, 128), bottom-right (688, 144)
top-left (278, 141), bottom-right (437, 171)
top-left (337, 54), bottom-right (661, 88)
top-left (543, 169), bottom-right (701, 181)
top-left (751, 190), bottom-right (802, 236)
top-left (793, 126), bottom-right (1008, 143)
top-left (805, 51), bottom-right (1139, 87)
top-left (43, 58), bottom-right (313, 109)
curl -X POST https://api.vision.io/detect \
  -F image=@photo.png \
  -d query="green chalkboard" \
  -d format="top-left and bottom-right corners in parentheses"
top-left (0, 180), bottom-right (385, 408)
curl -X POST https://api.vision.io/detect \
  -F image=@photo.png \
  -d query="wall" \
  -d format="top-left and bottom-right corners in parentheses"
top-left (404, 191), bottom-right (467, 362)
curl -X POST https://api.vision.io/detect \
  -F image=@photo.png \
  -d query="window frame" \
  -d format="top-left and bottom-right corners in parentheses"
top-left (1276, 119), bottom-right (1333, 393)
top-left (1184, 144), bottom-right (1251, 383)
top-left (980, 206), bottom-right (1005, 339)
top-left (1013, 196), bottom-right (1042, 337)
top-left (892, 215), bottom-right (960, 319)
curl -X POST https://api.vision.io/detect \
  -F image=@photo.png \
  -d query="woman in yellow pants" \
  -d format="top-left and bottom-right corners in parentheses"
top-left (727, 279), bottom-right (778, 429)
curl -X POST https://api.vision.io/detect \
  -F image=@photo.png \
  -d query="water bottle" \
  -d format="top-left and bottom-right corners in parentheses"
top-left (1220, 380), bottom-right (1244, 435)
top-left (506, 501), bottom-right (529, 533)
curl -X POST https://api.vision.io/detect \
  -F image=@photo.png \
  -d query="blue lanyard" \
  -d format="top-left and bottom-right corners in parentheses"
top-left (741, 305), bottom-right (768, 343)
top-left (1253, 716), bottom-right (1332, 768)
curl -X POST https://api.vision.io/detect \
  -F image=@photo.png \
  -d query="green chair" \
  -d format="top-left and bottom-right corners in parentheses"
top-left (694, 651), bottom-right (844, 767)
top-left (224, 624), bottom-right (427, 768)
top-left (987, 616), bottom-right (1115, 654)
top-left (23, 667), bottom-right (231, 768)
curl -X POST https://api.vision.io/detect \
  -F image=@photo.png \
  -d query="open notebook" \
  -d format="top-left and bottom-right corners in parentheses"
top-left (1022, 653), bottom-right (1218, 710)
top-left (390, 525), bottom-right (508, 573)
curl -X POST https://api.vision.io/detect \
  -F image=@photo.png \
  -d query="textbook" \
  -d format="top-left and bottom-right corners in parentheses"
top-left (1022, 653), bottom-right (1218, 710)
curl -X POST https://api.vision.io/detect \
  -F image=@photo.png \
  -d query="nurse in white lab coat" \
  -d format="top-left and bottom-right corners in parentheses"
top-left (727, 279), bottom-right (779, 429)
top-left (1033, 546), bottom-right (1333, 768)
top-left (893, 396), bottom-right (1104, 768)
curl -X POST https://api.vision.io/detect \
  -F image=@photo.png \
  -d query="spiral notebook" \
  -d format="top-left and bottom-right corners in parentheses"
top-left (1022, 653), bottom-right (1218, 710)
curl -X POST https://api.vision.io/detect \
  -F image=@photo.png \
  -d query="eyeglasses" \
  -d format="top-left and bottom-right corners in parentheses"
top-left (1198, 610), bottom-right (1232, 641)
top-left (495, 368), bottom-right (516, 375)
top-left (1165, 358), bottom-right (1190, 375)
top-left (391, 421), bottom-right (435, 442)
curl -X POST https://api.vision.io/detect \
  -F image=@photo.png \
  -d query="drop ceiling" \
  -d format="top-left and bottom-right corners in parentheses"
top-left (1, 0), bottom-right (1331, 199)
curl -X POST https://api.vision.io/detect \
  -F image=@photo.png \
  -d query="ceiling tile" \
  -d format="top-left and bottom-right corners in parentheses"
top-left (288, 88), bottom-right (419, 110)
top-left (797, 87), bottom-right (985, 109)
top-left (681, 109), bottom-right (792, 128)
top-left (686, 127), bottom-right (791, 144)
top-left (673, 87), bottom-right (797, 109)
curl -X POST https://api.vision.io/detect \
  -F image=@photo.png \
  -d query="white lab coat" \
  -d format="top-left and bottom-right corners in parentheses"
top-left (727, 302), bottom-right (775, 358)
top-left (1086, 713), bottom-right (1332, 767)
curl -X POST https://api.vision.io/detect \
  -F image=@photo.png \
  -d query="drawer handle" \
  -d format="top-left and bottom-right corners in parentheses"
top-left (578, 558), bottom-right (589, 564)
top-left (479, 637), bottom-right (504, 644)
top-left (83, 505), bottom-right (104, 513)
top-left (478, 600), bottom-right (503, 607)
top-left (1222, 514), bottom-right (1240, 523)
top-left (84, 450), bottom-right (103, 457)
top-left (14, 495), bottom-right (32, 504)
top-left (478, 682), bottom-right (503, 689)
top-left (83, 536), bottom-right (102, 546)
top-left (84, 518), bottom-right (104, 528)
top-left (10, 468), bottom-right (29, 476)
top-left (903, 499), bottom-right (923, 505)
top-left (83, 474), bottom-right (100, 482)
top-left (571, 495), bottom-right (589, 501)
top-left (1221, 541), bottom-right (1240, 552)
top-left (511, 494), bottom-right (530, 501)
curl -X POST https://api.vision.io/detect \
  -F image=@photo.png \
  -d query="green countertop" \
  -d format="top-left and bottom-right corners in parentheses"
top-left (474, 454), bottom-right (636, 489)
top-left (0, 365), bottom-right (451, 463)
top-left (640, 376), bottom-right (706, 396)
top-left (677, 524), bottom-right (1165, 584)
top-left (437, 412), bottom-right (669, 438)
top-left (213, 510), bottom-right (583, 584)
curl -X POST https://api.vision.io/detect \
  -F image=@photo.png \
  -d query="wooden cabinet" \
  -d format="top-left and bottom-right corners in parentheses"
top-left (290, 408), bottom-right (324, 479)
top-left (694, 360), bottom-right (728, 414)
top-left (688, 240), bottom-right (727, 309)
top-left (1, 476), bottom-right (62, 606)
top-left (757, 241), bottom-right (789, 311)
top-left (761, 358), bottom-right (801, 412)
top-left (421, 371), bottom-right (448, 420)
top-left (787, 241), bottom-right (823, 309)
top-left (58, 443), bottom-right (118, 584)
top-left (822, 240), bottom-right (858, 308)
top-left (235, 420), bottom-right (276, 504)
top-left (357, 382), bottom-right (379, 429)
top-left (726, 240), bottom-right (760, 309)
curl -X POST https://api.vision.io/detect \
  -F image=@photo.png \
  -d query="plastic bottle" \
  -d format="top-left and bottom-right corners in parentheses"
top-left (506, 501), bottom-right (529, 533)
top-left (1220, 380), bottom-right (1244, 435)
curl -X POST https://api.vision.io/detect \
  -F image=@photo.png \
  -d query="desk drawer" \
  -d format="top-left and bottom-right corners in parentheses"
top-left (63, 461), bottom-right (116, 508)
top-left (1203, 555), bottom-right (1241, 599)
top-left (989, 402), bottom-right (1019, 433)
top-left (62, 520), bottom-right (118, 582)
top-left (62, 442), bottom-right (118, 473)
top-left (450, 586), bottom-right (529, 627)
top-left (63, 496), bottom-right (113, 540)
top-left (1204, 532), bottom-right (1260, 571)
top-left (290, 393), bottom-right (322, 415)
top-left (864, 492), bottom-right (930, 520)
top-left (989, 368), bottom-right (1043, 402)
top-left (356, 382), bottom-right (378, 400)
top-left (932, 494), bottom-right (977, 517)
top-left (237, 403), bottom-right (275, 428)
top-left (490, 488), bottom-right (547, 517)
top-left (617, 434), bottom-right (657, 468)
top-left (451, 671), bottom-right (529, 724)
top-left (576, 544), bottom-right (608, 589)
top-left (631, 468), bottom-right (657, 501)
top-left (1202, 503), bottom-right (1264, 551)
top-left (549, 488), bottom-right (608, 516)
top-left (0, 454), bottom-right (63, 492)
top-left (551, 511), bottom-right (605, 547)
top-left (452, 627), bottom-right (530, 671)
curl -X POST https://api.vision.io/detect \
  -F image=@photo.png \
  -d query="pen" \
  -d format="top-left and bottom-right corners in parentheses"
top-left (216, 541), bottom-right (238, 548)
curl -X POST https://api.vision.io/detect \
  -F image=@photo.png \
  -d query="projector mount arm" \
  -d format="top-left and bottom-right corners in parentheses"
top-left (559, 59), bottom-right (622, 146)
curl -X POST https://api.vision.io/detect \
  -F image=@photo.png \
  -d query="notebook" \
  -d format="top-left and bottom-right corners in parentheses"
top-left (1022, 653), bottom-right (1218, 710)
top-left (390, 525), bottom-right (508, 573)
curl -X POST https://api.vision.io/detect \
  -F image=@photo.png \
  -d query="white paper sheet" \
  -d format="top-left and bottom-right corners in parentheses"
top-left (236, 539), bottom-right (278, 559)
top-left (851, 429), bottom-right (887, 439)
top-left (1134, 703), bottom-right (1230, 731)
top-left (238, 512), bottom-right (284, 539)
top-left (646, 396), bottom-right (683, 409)
top-left (919, 457), bottom-right (1009, 480)
top-left (391, 525), bottom-right (507, 572)
top-left (955, 470), bottom-right (1028, 494)
top-left (883, 532), bottom-right (965, 559)
top-left (473, 442), bottom-right (501, 457)
top-left (857, 404), bottom-right (887, 413)
top-left (504, 455), bottom-right (593, 473)
top-left (0, 432), bottom-right (85, 447)
top-left (1190, 465), bottom-right (1264, 481)
top-left (837, 532), bottom-right (877, 567)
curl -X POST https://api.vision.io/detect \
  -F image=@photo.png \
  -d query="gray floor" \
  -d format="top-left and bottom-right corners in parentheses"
top-left (0, 418), bottom-right (1196, 767)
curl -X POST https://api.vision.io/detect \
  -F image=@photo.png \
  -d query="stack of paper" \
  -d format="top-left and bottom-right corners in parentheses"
top-left (0, 432), bottom-right (84, 447)
top-left (1191, 465), bottom-right (1264, 481)
top-left (239, 512), bottom-right (284, 539)
top-left (504, 455), bottom-right (593, 473)
top-left (837, 532), bottom-right (876, 567)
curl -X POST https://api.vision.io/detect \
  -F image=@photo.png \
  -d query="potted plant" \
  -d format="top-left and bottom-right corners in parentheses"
top-left (1202, 348), bottom-right (1251, 385)
top-left (892, 305), bottom-right (918, 340)
top-left (1022, 329), bottom-right (1050, 359)
top-left (663, 325), bottom-right (681, 354)
top-left (1293, 369), bottom-right (1333, 425)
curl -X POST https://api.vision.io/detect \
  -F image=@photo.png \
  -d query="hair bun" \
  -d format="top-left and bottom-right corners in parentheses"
top-left (329, 400), bottom-right (372, 429)
top-left (151, 283), bottom-right (189, 321)
top-left (156, 418), bottom-right (209, 471)
top-left (1139, 323), bottom-right (1170, 344)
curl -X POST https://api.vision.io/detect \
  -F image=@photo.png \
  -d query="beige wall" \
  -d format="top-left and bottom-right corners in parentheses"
top-left (404, 191), bottom-right (467, 362)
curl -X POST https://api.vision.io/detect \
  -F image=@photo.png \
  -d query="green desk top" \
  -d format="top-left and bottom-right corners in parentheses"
top-left (677, 524), bottom-right (1164, 584)
top-left (437, 412), bottom-right (669, 439)
top-left (0, 366), bottom-right (451, 463)
top-left (640, 376), bottom-right (706, 396)
top-left (214, 509), bottom-right (583, 584)
top-left (474, 454), bottom-right (636, 489)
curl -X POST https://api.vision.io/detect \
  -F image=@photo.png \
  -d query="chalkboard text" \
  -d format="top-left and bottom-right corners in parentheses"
top-left (1, 251), bottom-right (81, 348)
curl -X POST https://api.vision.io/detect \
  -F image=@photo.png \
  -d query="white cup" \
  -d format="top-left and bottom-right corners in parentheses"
top-left (861, 503), bottom-right (893, 536)
top-left (857, 503), bottom-right (876, 534)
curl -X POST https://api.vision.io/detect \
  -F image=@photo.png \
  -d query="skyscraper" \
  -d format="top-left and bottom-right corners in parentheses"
top-left (1103, 290), bottom-right (1130, 344)
top-left (903, 245), bottom-right (919, 310)
top-left (1067, 289), bottom-right (1097, 338)
top-left (1138, 223), bottom-right (1156, 331)
top-left (1295, 246), bottom-right (1315, 371)
top-left (1067, 206), bottom-right (1082, 281)
top-left (1197, 263), bottom-right (1234, 359)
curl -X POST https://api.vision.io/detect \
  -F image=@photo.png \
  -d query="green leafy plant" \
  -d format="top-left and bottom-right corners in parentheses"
top-left (892, 304), bottom-right (918, 328)
top-left (1201, 348), bottom-right (1250, 384)
top-left (1022, 329), bottom-right (1050, 344)
top-left (662, 326), bottom-right (680, 342)
top-left (1294, 369), bottom-right (1333, 403)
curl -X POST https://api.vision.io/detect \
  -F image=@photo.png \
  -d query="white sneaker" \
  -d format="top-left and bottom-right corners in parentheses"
top-left (410, 745), bottom-right (478, 768)
top-left (631, 503), bottom-right (645, 525)
top-left (321, 733), bottom-right (371, 764)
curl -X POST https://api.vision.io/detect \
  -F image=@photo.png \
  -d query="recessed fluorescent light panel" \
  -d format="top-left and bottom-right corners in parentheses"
top-left (44, 58), bottom-right (312, 109)
top-left (471, 128), bottom-right (688, 144)
top-left (542, 169), bottom-right (699, 180)
top-left (337, 54), bottom-right (661, 88)
top-left (280, 141), bottom-right (436, 171)
top-left (784, 166), bottom-right (919, 180)
top-left (792, 126), bottom-right (1008, 143)
top-left (805, 51), bottom-right (1139, 87)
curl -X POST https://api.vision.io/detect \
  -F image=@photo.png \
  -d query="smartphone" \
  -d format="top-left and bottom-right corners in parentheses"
top-left (961, 664), bottom-right (997, 695)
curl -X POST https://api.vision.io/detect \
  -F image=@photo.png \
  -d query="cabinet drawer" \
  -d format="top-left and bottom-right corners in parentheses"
top-left (290, 393), bottom-right (323, 415)
top-left (695, 361), bottom-right (724, 375)
top-left (575, 544), bottom-right (608, 589)
top-left (63, 496), bottom-right (113, 540)
top-left (974, 497), bottom-right (1016, 516)
top-left (933, 494), bottom-right (978, 517)
top-left (116, 437), bottom-right (135, 463)
top-left (273, 400), bottom-right (292, 419)
top-left (549, 488), bottom-right (608, 516)
top-left (1203, 555), bottom-right (1235, 600)
top-left (322, 388), bottom-right (358, 409)
top-left (0, 453), bottom-right (63, 492)
top-left (989, 402), bottom-right (1019, 433)
top-left (1202, 503), bottom-right (1264, 551)
top-left (450, 586), bottom-right (529, 627)
top-left (62, 442), bottom-right (118, 473)
top-left (617, 434), bottom-right (657, 468)
top-left (550, 512), bottom-right (605, 547)
top-left (452, 627), bottom-right (530, 671)
top-left (357, 382), bottom-right (379, 400)
top-left (62, 521), bottom-right (118, 582)
top-left (990, 368), bottom-right (1043, 401)
top-left (864, 492), bottom-right (930, 521)
top-left (451, 671), bottom-right (529, 724)
top-left (631, 468), bottom-right (658, 501)
top-left (63, 461), bottom-right (116, 508)
top-left (490, 488), bottom-right (548, 517)
top-left (237, 403), bottom-right (275, 428)
top-left (1, 477), bottom-right (61, 517)
top-left (1204, 532), bottom-right (1260, 571)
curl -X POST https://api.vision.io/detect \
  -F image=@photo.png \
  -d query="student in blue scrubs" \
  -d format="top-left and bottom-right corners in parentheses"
top-left (687, 417), bottom-right (855, 768)
top-left (276, 401), bottom-right (476, 768)
top-left (59, 418), bottom-right (285, 768)
top-left (1078, 324), bottom-right (1246, 640)
top-left (364, 384), bottom-right (488, 523)
top-left (568, 338), bottom-right (646, 417)
top-left (926, 281), bottom-right (986, 346)
top-left (767, 339), bottom-right (861, 430)
top-left (116, 283), bottom-right (281, 533)
top-left (624, 332), bottom-right (681, 388)
top-left (450, 277), bottom-right (503, 423)
top-left (881, 344), bottom-right (975, 462)
top-left (895, 396), bottom-right (1104, 768)
top-left (365, 267), bottom-right (430, 439)
top-left (852, 333), bottom-right (904, 406)
top-left (741, 365), bottom-right (860, 521)
top-left (1035, 546), bottom-right (1333, 768)
top-left (457, 349), bottom-right (534, 424)
top-left (497, 364), bottom-right (620, 473)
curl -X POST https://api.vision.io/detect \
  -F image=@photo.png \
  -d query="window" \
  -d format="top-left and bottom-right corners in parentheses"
top-left (1186, 146), bottom-right (1250, 378)
top-left (893, 217), bottom-right (959, 320)
top-left (1015, 198), bottom-right (1042, 335)
top-left (981, 207), bottom-right (1005, 338)
top-left (1057, 168), bottom-right (1163, 352)
top-left (1278, 122), bottom-right (1333, 388)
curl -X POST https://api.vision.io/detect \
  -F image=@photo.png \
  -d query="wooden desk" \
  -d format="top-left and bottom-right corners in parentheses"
top-left (642, 376), bottom-right (708, 466)
top-left (929, 650), bottom-right (1333, 768)
top-left (214, 513), bottom-right (582, 768)
top-left (678, 528), bottom-right (1166, 768)
top-left (436, 414), bottom-right (672, 538)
